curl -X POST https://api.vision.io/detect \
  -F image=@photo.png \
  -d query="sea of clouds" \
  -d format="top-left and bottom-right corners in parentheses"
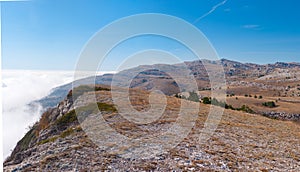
top-left (2, 70), bottom-right (114, 159)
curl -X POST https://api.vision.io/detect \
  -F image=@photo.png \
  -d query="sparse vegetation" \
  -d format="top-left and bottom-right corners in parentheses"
top-left (38, 136), bottom-right (58, 145)
top-left (211, 98), bottom-right (226, 108)
top-left (187, 91), bottom-right (199, 102)
top-left (175, 92), bottom-right (200, 102)
top-left (174, 93), bottom-right (186, 99)
top-left (69, 85), bottom-right (111, 100)
top-left (38, 127), bottom-right (83, 145)
top-left (201, 97), bottom-right (254, 113)
top-left (55, 109), bottom-right (77, 128)
top-left (97, 102), bottom-right (118, 112)
top-left (17, 125), bottom-right (37, 151)
top-left (36, 111), bottom-right (54, 136)
top-left (60, 128), bottom-right (75, 138)
top-left (238, 105), bottom-right (255, 113)
top-left (77, 102), bottom-right (117, 122)
top-left (56, 102), bottom-right (117, 128)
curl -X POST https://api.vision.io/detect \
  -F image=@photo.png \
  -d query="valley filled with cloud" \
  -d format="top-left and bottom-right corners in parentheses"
top-left (2, 70), bottom-right (77, 159)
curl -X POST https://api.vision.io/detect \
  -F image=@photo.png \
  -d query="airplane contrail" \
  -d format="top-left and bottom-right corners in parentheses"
top-left (194, 0), bottom-right (228, 24)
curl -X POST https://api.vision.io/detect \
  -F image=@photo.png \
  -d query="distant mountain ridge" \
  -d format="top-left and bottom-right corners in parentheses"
top-left (34, 58), bottom-right (300, 110)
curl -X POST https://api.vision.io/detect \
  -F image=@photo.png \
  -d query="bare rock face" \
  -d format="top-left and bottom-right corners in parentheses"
top-left (263, 112), bottom-right (300, 121)
top-left (4, 91), bottom-right (75, 167)
top-left (3, 85), bottom-right (300, 171)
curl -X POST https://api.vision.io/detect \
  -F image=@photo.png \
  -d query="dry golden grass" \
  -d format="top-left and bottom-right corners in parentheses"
top-left (6, 85), bottom-right (300, 171)
top-left (226, 96), bottom-right (300, 114)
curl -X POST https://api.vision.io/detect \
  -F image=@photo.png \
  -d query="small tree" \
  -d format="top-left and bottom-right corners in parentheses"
top-left (202, 97), bottom-right (211, 104)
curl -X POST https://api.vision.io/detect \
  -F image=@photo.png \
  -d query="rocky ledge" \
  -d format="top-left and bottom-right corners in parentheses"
top-left (262, 112), bottom-right (300, 121)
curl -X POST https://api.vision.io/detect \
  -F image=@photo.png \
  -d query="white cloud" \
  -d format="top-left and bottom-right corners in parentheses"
top-left (242, 24), bottom-right (260, 29)
top-left (194, 0), bottom-right (228, 23)
top-left (2, 70), bottom-right (115, 160)
top-left (2, 70), bottom-right (75, 159)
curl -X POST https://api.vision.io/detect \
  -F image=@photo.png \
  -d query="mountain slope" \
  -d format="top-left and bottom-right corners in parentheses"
top-left (4, 85), bottom-right (300, 171)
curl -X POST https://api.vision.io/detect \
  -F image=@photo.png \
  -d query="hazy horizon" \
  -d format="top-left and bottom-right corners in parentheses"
top-left (2, 57), bottom-right (300, 71)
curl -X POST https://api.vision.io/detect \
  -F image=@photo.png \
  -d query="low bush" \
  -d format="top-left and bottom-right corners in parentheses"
top-left (238, 105), bottom-right (255, 113)
top-left (202, 97), bottom-right (211, 104)
top-left (262, 101), bottom-right (276, 108)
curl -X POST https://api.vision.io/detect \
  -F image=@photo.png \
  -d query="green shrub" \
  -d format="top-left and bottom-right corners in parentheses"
top-left (202, 97), bottom-right (211, 104)
top-left (200, 95), bottom-right (257, 113)
top-left (259, 95), bottom-right (263, 99)
top-left (238, 105), bottom-right (255, 113)
top-left (262, 101), bottom-right (276, 108)
top-left (226, 104), bottom-right (236, 110)
top-left (95, 86), bottom-right (110, 92)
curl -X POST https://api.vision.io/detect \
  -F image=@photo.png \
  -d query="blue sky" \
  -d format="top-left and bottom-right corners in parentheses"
top-left (1, 0), bottom-right (300, 70)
